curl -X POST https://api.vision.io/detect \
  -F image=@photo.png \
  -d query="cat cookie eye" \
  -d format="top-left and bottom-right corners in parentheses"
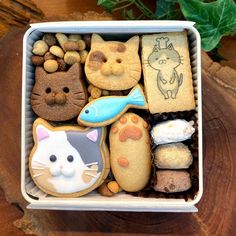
top-left (63, 87), bottom-right (69, 93)
top-left (67, 155), bottom-right (74, 162)
top-left (49, 155), bottom-right (57, 162)
top-left (45, 87), bottom-right (51, 93)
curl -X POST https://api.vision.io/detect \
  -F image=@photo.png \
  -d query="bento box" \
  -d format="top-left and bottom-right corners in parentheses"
top-left (21, 21), bottom-right (203, 212)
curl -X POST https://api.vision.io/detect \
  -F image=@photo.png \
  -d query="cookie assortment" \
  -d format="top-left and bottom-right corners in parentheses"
top-left (29, 31), bottom-right (198, 199)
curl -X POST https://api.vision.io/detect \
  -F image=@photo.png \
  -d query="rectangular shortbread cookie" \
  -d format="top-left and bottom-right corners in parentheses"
top-left (141, 32), bottom-right (195, 114)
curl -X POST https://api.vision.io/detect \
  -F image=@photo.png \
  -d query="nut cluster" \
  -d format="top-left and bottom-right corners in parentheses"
top-left (87, 84), bottom-right (111, 102)
top-left (31, 33), bottom-right (91, 73)
top-left (98, 181), bottom-right (122, 197)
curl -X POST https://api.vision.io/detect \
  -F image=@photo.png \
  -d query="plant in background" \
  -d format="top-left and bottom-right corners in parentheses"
top-left (97, 0), bottom-right (236, 53)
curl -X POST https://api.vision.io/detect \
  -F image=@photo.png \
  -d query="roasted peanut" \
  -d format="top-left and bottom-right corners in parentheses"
top-left (63, 41), bottom-right (80, 51)
top-left (87, 84), bottom-right (94, 94)
top-left (91, 87), bottom-right (102, 99)
top-left (49, 45), bottom-right (64, 58)
top-left (32, 40), bottom-right (48, 56)
top-left (77, 40), bottom-right (86, 51)
top-left (97, 182), bottom-right (114, 197)
top-left (107, 181), bottom-right (120, 194)
top-left (43, 59), bottom-right (58, 73)
top-left (68, 34), bottom-right (82, 42)
top-left (88, 96), bottom-right (94, 102)
top-left (102, 90), bottom-right (110, 96)
top-left (79, 50), bottom-right (88, 64)
top-left (64, 51), bottom-right (81, 65)
top-left (55, 33), bottom-right (68, 50)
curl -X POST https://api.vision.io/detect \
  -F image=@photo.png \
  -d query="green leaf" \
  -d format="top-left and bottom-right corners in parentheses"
top-left (123, 9), bottom-right (136, 20)
top-left (97, 0), bottom-right (118, 13)
top-left (155, 0), bottom-right (181, 20)
top-left (178, 0), bottom-right (236, 51)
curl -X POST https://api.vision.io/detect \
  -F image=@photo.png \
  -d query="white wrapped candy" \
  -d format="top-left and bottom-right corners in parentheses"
top-left (151, 119), bottom-right (195, 145)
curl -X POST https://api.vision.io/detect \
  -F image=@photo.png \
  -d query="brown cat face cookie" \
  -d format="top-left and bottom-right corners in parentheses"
top-left (31, 63), bottom-right (87, 121)
top-left (85, 34), bottom-right (141, 90)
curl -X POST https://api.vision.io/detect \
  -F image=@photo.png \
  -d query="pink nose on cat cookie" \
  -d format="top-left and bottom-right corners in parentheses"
top-left (109, 113), bottom-right (151, 192)
top-left (29, 118), bottom-right (110, 198)
top-left (85, 34), bottom-right (141, 90)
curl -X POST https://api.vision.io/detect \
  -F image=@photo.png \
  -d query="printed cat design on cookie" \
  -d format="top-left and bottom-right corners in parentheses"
top-left (85, 34), bottom-right (141, 90)
top-left (31, 63), bottom-right (87, 121)
top-left (109, 113), bottom-right (151, 192)
top-left (147, 37), bottom-right (183, 99)
top-left (29, 118), bottom-right (109, 197)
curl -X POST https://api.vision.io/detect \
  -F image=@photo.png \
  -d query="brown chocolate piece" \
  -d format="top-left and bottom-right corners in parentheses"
top-left (44, 52), bottom-right (56, 61)
top-left (154, 170), bottom-right (191, 193)
top-left (31, 55), bottom-right (44, 66)
top-left (57, 58), bottom-right (67, 71)
top-left (44, 33), bottom-right (57, 46)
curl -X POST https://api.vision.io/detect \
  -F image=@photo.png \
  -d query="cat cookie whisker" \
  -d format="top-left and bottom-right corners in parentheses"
top-left (85, 162), bottom-right (98, 166)
top-left (32, 167), bottom-right (45, 170)
top-left (33, 173), bottom-right (44, 178)
top-left (86, 167), bottom-right (98, 171)
top-left (84, 173), bottom-right (97, 178)
top-left (33, 160), bottom-right (48, 167)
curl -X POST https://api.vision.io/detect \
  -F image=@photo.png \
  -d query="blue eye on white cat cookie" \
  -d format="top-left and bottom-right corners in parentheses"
top-left (29, 118), bottom-right (109, 197)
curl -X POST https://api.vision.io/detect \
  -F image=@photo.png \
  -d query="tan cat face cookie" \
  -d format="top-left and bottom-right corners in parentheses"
top-left (85, 34), bottom-right (141, 90)
top-left (109, 113), bottom-right (151, 192)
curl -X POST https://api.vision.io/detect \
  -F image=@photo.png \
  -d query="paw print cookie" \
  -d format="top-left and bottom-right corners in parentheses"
top-left (109, 113), bottom-right (151, 192)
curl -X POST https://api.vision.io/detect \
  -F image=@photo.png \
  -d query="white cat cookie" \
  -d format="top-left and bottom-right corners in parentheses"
top-left (141, 32), bottom-right (195, 113)
top-left (29, 118), bottom-right (110, 197)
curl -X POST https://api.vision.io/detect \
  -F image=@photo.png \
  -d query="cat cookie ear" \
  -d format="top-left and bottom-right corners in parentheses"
top-left (167, 43), bottom-right (174, 50)
top-left (36, 125), bottom-right (50, 142)
top-left (35, 66), bottom-right (47, 82)
top-left (86, 129), bottom-right (98, 142)
top-left (153, 45), bottom-right (159, 52)
top-left (67, 62), bottom-right (82, 79)
top-left (91, 34), bottom-right (104, 49)
top-left (86, 128), bottom-right (102, 143)
top-left (125, 36), bottom-right (139, 52)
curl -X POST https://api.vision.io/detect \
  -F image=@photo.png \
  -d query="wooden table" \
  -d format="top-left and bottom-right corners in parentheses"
top-left (0, 1), bottom-right (235, 235)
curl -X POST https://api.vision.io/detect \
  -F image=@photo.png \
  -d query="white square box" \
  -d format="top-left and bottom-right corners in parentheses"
top-left (21, 21), bottom-right (203, 212)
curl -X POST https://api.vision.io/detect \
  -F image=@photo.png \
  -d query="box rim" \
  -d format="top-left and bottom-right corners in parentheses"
top-left (21, 20), bottom-right (203, 211)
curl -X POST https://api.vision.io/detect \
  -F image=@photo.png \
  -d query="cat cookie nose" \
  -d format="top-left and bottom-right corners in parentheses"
top-left (45, 94), bottom-right (55, 105)
top-left (112, 64), bottom-right (124, 76)
top-left (55, 92), bottom-right (67, 105)
top-left (159, 59), bottom-right (166, 64)
top-left (101, 63), bottom-right (112, 76)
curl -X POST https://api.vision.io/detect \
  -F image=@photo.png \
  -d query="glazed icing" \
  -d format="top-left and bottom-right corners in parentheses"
top-left (151, 119), bottom-right (195, 145)
top-left (78, 84), bottom-right (147, 125)
top-left (31, 121), bottom-right (105, 194)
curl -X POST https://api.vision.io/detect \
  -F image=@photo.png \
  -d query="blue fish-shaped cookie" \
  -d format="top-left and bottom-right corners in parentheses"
top-left (77, 84), bottom-right (148, 127)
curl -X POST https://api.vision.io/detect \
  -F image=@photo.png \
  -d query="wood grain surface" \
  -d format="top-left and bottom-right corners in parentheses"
top-left (0, 27), bottom-right (235, 236)
top-left (0, 1), bottom-right (236, 235)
